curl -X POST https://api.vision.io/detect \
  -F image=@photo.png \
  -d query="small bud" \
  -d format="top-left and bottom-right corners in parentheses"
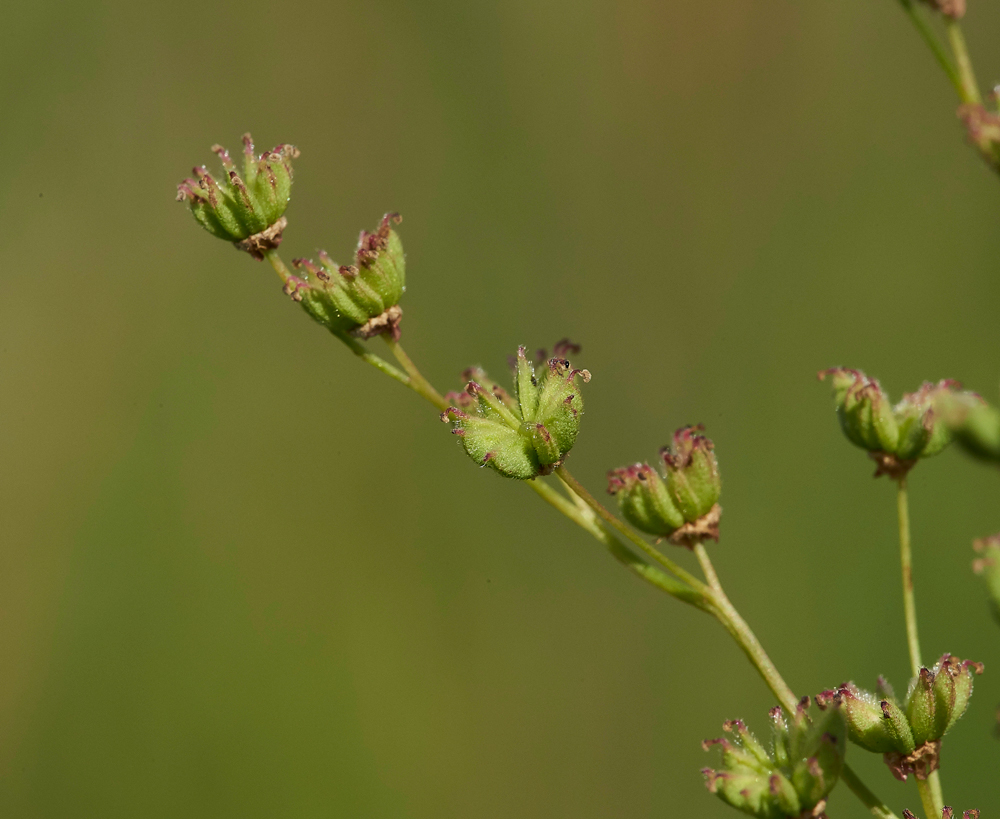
top-left (818, 369), bottom-right (967, 478)
top-left (936, 389), bottom-right (1000, 464)
top-left (972, 534), bottom-right (1000, 623)
top-left (702, 700), bottom-right (844, 818)
top-left (177, 134), bottom-right (299, 259)
top-left (442, 344), bottom-right (590, 479)
top-left (290, 213), bottom-right (406, 340)
top-left (608, 425), bottom-right (722, 547)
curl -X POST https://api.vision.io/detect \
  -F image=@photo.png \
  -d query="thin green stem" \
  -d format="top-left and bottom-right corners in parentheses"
top-left (841, 765), bottom-right (901, 819)
top-left (334, 332), bottom-right (412, 385)
top-left (916, 778), bottom-right (940, 818)
top-left (946, 20), bottom-right (982, 104)
top-left (897, 477), bottom-right (922, 678)
top-left (693, 541), bottom-right (722, 593)
top-left (928, 770), bottom-right (944, 814)
top-left (897, 478), bottom-right (945, 816)
top-left (383, 337), bottom-right (450, 411)
top-left (694, 546), bottom-right (798, 713)
top-left (527, 479), bottom-right (710, 609)
top-left (263, 248), bottom-right (296, 289)
top-left (553, 465), bottom-right (710, 594)
top-left (897, 0), bottom-right (964, 97)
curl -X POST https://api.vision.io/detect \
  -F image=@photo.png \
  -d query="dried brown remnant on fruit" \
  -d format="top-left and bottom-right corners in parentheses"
top-left (349, 305), bottom-right (403, 341)
top-left (868, 450), bottom-right (916, 480)
top-left (234, 216), bottom-right (288, 260)
top-left (884, 739), bottom-right (940, 781)
top-left (668, 503), bottom-right (722, 548)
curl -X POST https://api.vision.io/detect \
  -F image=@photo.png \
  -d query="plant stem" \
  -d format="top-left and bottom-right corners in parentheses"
top-left (897, 477), bottom-right (922, 678)
top-left (897, 0), bottom-right (964, 97)
top-left (553, 465), bottom-right (710, 594)
top-left (897, 478), bottom-right (946, 816)
top-left (383, 337), bottom-right (450, 411)
top-left (263, 248), bottom-right (296, 289)
top-left (692, 544), bottom-right (798, 713)
top-left (917, 779), bottom-right (940, 819)
top-left (928, 771), bottom-right (944, 814)
top-left (334, 332), bottom-right (412, 385)
top-left (841, 765), bottom-right (902, 819)
top-left (693, 541), bottom-right (722, 593)
top-left (946, 20), bottom-right (982, 104)
top-left (528, 478), bottom-right (710, 609)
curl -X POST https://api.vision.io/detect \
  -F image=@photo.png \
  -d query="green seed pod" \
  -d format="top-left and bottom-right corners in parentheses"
top-left (905, 668), bottom-right (937, 747)
top-left (937, 390), bottom-right (1000, 464)
top-left (702, 699), bottom-right (845, 819)
top-left (660, 425), bottom-right (721, 521)
top-left (288, 213), bottom-right (406, 340)
top-left (606, 465), bottom-right (686, 538)
top-left (608, 426), bottom-right (722, 546)
top-left (819, 368), bottom-right (970, 478)
top-left (177, 134), bottom-right (298, 258)
top-left (819, 368), bottom-right (898, 454)
top-left (924, 654), bottom-right (983, 738)
top-left (893, 380), bottom-right (961, 460)
top-left (441, 342), bottom-right (590, 479)
top-left (822, 683), bottom-right (915, 754)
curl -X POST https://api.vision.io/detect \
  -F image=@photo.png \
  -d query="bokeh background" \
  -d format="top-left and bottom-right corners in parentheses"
top-left (2, 1), bottom-right (999, 816)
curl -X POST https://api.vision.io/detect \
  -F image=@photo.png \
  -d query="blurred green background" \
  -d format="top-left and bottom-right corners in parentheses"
top-left (2, 0), bottom-right (999, 816)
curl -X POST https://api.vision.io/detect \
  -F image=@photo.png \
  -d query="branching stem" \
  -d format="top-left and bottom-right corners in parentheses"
top-left (316, 327), bottom-right (900, 819)
top-left (383, 337), bottom-right (450, 411)
top-left (554, 465), bottom-right (709, 594)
